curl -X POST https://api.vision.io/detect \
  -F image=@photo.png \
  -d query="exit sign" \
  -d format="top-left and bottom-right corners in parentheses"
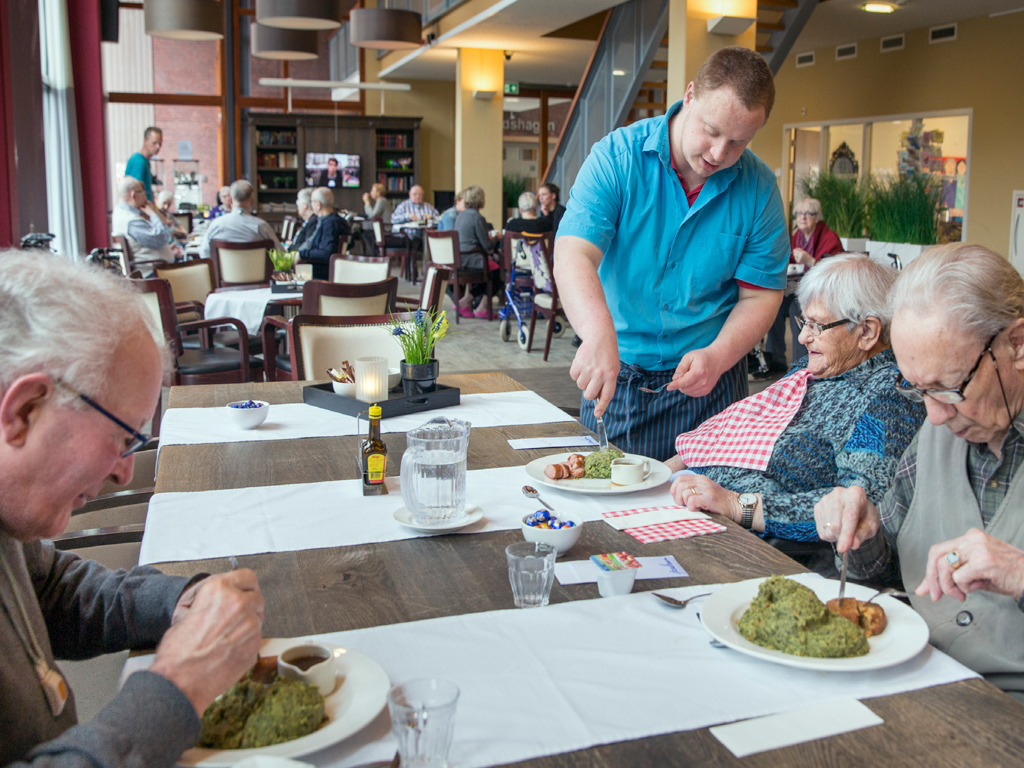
top-left (503, 83), bottom-right (519, 95)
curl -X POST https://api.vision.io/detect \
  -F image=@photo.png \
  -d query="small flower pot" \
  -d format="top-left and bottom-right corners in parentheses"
top-left (400, 359), bottom-right (439, 396)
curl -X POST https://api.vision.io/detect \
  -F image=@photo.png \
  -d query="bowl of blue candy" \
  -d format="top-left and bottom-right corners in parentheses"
top-left (521, 510), bottom-right (583, 556)
top-left (225, 399), bottom-right (269, 429)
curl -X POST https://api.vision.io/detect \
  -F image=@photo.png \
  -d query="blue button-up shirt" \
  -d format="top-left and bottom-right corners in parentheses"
top-left (558, 100), bottom-right (789, 370)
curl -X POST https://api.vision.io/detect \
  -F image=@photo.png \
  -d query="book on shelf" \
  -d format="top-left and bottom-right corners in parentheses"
top-left (257, 128), bottom-right (297, 147)
top-left (377, 132), bottom-right (410, 149)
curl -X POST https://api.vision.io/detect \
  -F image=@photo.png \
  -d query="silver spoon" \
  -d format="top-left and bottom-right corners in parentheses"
top-left (522, 485), bottom-right (557, 513)
top-left (652, 592), bottom-right (710, 609)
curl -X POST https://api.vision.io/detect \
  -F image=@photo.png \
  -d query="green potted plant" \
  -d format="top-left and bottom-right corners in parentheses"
top-left (503, 174), bottom-right (532, 218)
top-left (391, 308), bottom-right (450, 395)
top-left (797, 172), bottom-right (867, 241)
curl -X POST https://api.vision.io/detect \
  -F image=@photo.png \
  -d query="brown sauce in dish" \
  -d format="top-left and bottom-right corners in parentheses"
top-left (286, 654), bottom-right (329, 671)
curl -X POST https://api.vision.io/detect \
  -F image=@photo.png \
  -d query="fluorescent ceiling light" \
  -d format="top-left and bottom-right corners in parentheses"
top-left (612, 69), bottom-right (626, 76)
top-left (863, 3), bottom-right (895, 12)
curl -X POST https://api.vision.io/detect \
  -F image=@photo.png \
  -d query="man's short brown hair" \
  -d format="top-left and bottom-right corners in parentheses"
top-left (693, 46), bottom-right (775, 120)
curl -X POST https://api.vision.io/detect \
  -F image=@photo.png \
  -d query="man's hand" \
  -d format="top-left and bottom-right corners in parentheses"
top-left (150, 569), bottom-right (264, 716)
top-left (668, 348), bottom-right (725, 398)
top-left (915, 528), bottom-right (1024, 603)
top-left (814, 486), bottom-right (880, 553)
top-left (570, 333), bottom-right (619, 417)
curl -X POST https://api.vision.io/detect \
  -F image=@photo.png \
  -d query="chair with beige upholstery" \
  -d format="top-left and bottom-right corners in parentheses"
top-left (172, 212), bottom-right (192, 234)
top-left (152, 258), bottom-right (215, 323)
top-left (371, 218), bottom-right (412, 281)
top-left (329, 253), bottom-right (391, 284)
top-left (209, 238), bottom-right (274, 287)
top-left (280, 215), bottom-right (299, 244)
top-left (394, 264), bottom-right (452, 316)
top-left (425, 229), bottom-right (493, 323)
top-left (287, 313), bottom-right (413, 381)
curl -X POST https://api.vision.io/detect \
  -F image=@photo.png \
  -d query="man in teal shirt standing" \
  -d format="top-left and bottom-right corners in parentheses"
top-left (125, 126), bottom-right (163, 203)
top-left (555, 47), bottom-right (790, 461)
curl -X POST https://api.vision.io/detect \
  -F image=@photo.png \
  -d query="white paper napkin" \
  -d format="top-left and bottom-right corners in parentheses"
top-left (602, 507), bottom-right (710, 530)
top-left (555, 555), bottom-right (688, 584)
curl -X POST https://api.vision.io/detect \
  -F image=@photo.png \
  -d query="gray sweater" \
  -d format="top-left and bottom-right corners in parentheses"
top-left (1, 533), bottom-right (202, 768)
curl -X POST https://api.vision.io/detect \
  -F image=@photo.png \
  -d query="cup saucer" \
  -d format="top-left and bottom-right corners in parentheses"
top-left (393, 505), bottom-right (484, 534)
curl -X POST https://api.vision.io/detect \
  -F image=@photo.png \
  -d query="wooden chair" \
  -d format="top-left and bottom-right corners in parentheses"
top-left (521, 232), bottom-right (565, 361)
top-left (425, 229), bottom-right (493, 323)
top-left (111, 235), bottom-right (146, 276)
top-left (209, 238), bottom-right (275, 287)
top-left (280, 215), bottom-right (299, 244)
top-left (371, 218), bottom-right (412, 283)
top-left (287, 313), bottom-right (413, 381)
top-left (172, 212), bottom-right (193, 234)
top-left (395, 264), bottom-right (452, 316)
top-left (330, 253), bottom-right (391, 284)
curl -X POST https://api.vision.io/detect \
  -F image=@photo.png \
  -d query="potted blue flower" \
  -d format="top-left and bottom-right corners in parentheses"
top-left (391, 308), bottom-right (450, 395)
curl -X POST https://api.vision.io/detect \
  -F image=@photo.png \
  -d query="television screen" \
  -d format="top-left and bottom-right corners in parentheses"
top-left (305, 153), bottom-right (360, 189)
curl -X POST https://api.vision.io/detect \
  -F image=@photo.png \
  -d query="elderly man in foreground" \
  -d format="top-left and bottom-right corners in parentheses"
top-left (666, 254), bottom-right (925, 545)
top-left (816, 243), bottom-right (1024, 700)
top-left (0, 251), bottom-right (264, 766)
top-left (199, 179), bottom-right (281, 260)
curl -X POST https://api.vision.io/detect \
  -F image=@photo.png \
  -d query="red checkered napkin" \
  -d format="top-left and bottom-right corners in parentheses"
top-left (603, 505), bottom-right (726, 544)
top-left (675, 368), bottom-right (813, 472)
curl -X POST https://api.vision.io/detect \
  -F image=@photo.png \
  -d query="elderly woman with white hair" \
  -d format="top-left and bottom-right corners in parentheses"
top-left (505, 191), bottom-right (552, 235)
top-left (666, 253), bottom-right (925, 544)
top-left (817, 244), bottom-right (1024, 700)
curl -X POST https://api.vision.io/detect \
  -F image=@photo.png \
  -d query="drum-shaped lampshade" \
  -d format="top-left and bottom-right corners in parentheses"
top-left (349, 8), bottom-right (422, 49)
top-left (256, 0), bottom-right (342, 30)
top-left (252, 24), bottom-right (319, 60)
top-left (144, 0), bottom-right (223, 41)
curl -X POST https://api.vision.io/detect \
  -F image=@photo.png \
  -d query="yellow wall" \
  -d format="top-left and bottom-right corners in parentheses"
top-left (749, 11), bottom-right (1024, 254)
top-left (455, 48), bottom-right (504, 225)
top-left (668, 0), bottom-right (758, 104)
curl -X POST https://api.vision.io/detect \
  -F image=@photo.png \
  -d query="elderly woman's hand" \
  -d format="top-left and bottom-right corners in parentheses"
top-left (670, 474), bottom-right (745, 523)
top-left (792, 247), bottom-right (815, 267)
top-left (915, 528), bottom-right (1024, 603)
top-left (362, 192), bottom-right (371, 204)
top-left (814, 486), bottom-right (879, 552)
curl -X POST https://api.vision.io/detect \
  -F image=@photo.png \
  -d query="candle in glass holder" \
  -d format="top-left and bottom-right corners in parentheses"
top-left (355, 356), bottom-right (388, 403)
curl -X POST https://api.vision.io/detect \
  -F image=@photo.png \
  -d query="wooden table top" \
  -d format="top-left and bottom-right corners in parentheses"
top-left (155, 375), bottom-right (1024, 767)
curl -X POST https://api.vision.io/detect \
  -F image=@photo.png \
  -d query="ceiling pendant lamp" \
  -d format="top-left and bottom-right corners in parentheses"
top-left (252, 24), bottom-right (319, 60)
top-left (256, 0), bottom-right (342, 30)
top-left (144, 0), bottom-right (224, 41)
top-left (349, 8), bottom-right (422, 49)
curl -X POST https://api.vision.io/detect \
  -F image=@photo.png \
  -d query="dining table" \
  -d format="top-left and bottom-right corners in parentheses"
top-left (147, 373), bottom-right (1024, 767)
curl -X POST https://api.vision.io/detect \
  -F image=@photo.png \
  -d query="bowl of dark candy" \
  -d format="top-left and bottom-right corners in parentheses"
top-left (521, 510), bottom-right (583, 556)
top-left (225, 399), bottom-right (270, 429)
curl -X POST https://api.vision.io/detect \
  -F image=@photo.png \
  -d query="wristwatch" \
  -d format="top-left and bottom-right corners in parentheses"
top-left (737, 493), bottom-right (758, 529)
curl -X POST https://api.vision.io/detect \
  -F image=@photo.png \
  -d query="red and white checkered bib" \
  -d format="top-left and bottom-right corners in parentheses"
top-left (675, 369), bottom-right (813, 472)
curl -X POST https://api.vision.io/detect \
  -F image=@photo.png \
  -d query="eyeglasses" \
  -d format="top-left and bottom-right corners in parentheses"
top-left (58, 381), bottom-right (152, 457)
top-left (794, 210), bottom-right (819, 217)
top-left (795, 316), bottom-right (853, 337)
top-left (895, 333), bottom-right (999, 405)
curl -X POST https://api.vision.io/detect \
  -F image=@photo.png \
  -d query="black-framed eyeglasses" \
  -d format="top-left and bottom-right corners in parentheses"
top-left (895, 333), bottom-right (998, 405)
top-left (58, 381), bottom-right (152, 457)
top-left (795, 316), bottom-right (853, 337)
top-left (794, 210), bottom-right (819, 217)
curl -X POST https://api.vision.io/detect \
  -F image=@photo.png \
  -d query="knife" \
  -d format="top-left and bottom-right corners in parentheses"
top-left (837, 550), bottom-right (849, 602)
top-left (595, 413), bottom-right (608, 452)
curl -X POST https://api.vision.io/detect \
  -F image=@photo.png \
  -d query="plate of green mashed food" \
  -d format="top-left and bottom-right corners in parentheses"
top-left (700, 575), bottom-right (930, 672)
top-left (178, 639), bottom-right (390, 766)
top-left (524, 451), bottom-right (671, 494)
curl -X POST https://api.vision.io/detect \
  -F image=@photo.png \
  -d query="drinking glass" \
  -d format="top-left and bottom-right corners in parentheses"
top-left (506, 541), bottom-right (556, 608)
top-left (388, 678), bottom-right (460, 768)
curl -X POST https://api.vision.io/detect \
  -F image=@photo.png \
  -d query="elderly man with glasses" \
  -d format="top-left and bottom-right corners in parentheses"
top-left (0, 251), bottom-right (265, 767)
top-left (816, 243), bottom-right (1024, 702)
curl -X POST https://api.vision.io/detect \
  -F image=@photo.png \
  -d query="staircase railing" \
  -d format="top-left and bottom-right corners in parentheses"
top-left (759, 0), bottom-right (819, 75)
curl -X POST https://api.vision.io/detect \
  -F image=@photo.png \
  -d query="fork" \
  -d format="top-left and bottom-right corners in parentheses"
top-left (638, 382), bottom-right (670, 394)
top-left (652, 592), bottom-right (711, 608)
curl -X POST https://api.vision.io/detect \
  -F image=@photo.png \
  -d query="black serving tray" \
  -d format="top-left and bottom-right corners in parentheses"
top-left (271, 281), bottom-right (303, 293)
top-left (303, 382), bottom-right (461, 418)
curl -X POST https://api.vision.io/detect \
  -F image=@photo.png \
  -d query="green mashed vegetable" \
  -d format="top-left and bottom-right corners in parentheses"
top-left (584, 448), bottom-right (624, 479)
top-left (199, 670), bottom-right (326, 749)
top-left (737, 576), bottom-right (869, 658)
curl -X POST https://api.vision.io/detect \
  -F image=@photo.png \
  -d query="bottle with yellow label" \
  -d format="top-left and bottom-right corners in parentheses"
top-left (361, 404), bottom-right (388, 495)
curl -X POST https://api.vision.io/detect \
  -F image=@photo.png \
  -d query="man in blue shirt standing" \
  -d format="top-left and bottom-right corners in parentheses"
top-left (555, 47), bottom-right (789, 461)
top-left (124, 126), bottom-right (163, 203)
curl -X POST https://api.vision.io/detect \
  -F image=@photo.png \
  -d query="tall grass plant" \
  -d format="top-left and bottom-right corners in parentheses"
top-left (797, 173), bottom-right (867, 239)
top-left (865, 173), bottom-right (943, 245)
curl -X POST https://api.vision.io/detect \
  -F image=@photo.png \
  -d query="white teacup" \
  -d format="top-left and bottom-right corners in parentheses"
top-left (610, 457), bottom-right (651, 486)
top-left (277, 643), bottom-right (336, 696)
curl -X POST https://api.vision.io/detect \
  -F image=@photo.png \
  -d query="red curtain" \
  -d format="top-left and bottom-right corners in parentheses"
top-left (0, 0), bottom-right (16, 247)
top-left (67, 0), bottom-right (109, 249)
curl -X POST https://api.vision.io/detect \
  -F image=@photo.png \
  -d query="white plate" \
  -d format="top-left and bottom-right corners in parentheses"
top-left (177, 640), bottom-right (390, 767)
top-left (393, 504), bottom-right (484, 533)
top-left (700, 576), bottom-right (930, 672)
top-left (523, 451), bottom-right (671, 495)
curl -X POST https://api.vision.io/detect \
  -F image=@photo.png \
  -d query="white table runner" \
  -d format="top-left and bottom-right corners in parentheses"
top-left (122, 577), bottom-right (978, 768)
top-left (140, 465), bottom-right (676, 564)
top-left (157, 391), bottom-right (575, 447)
top-left (204, 287), bottom-right (276, 335)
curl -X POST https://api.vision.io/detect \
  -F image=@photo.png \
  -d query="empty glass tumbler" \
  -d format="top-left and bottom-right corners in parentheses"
top-left (506, 541), bottom-right (557, 608)
top-left (387, 678), bottom-right (460, 768)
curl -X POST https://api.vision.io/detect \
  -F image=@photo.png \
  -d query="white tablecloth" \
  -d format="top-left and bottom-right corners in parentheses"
top-left (204, 287), bottom-right (276, 335)
top-left (140, 465), bottom-right (676, 564)
top-left (121, 576), bottom-right (978, 768)
top-left (157, 391), bottom-right (575, 447)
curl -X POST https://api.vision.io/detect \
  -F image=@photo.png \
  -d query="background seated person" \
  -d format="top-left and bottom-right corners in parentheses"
top-left (437, 191), bottom-right (464, 232)
top-left (505, 191), bottom-right (552, 235)
top-left (362, 182), bottom-right (393, 224)
top-left (156, 190), bottom-right (188, 244)
top-left (537, 182), bottom-right (565, 234)
top-left (111, 177), bottom-right (179, 271)
top-left (199, 179), bottom-right (281, 261)
top-left (392, 185), bottom-right (438, 226)
top-left (666, 254), bottom-right (925, 548)
top-left (764, 196), bottom-right (843, 373)
top-left (296, 187), bottom-right (349, 281)
top-left (0, 250), bottom-right (264, 766)
top-left (816, 243), bottom-right (1024, 702)
top-left (454, 184), bottom-right (501, 319)
top-left (210, 186), bottom-right (232, 217)
top-left (289, 188), bottom-right (318, 251)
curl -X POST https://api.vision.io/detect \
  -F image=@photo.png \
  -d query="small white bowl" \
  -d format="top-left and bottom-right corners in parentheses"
top-left (332, 381), bottom-right (356, 397)
top-left (277, 642), bottom-right (336, 696)
top-left (225, 400), bottom-right (269, 429)
top-left (521, 513), bottom-right (583, 557)
top-left (388, 367), bottom-right (401, 390)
